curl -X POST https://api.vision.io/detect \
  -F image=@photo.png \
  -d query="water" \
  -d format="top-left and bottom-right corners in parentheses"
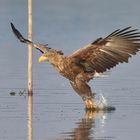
top-left (0, 0), bottom-right (140, 139)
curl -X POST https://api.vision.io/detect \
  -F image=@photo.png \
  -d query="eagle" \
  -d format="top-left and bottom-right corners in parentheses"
top-left (11, 23), bottom-right (140, 110)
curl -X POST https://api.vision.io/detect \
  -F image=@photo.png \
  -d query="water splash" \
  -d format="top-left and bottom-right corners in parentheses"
top-left (94, 93), bottom-right (115, 110)
top-left (94, 93), bottom-right (108, 109)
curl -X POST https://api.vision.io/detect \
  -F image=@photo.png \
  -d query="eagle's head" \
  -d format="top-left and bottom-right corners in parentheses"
top-left (38, 48), bottom-right (64, 64)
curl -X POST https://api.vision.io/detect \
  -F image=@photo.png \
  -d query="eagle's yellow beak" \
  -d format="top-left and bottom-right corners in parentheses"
top-left (38, 55), bottom-right (47, 63)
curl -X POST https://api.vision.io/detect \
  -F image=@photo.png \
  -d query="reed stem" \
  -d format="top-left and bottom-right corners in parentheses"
top-left (28, 0), bottom-right (33, 140)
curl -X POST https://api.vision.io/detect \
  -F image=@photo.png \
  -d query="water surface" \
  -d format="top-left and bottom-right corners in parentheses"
top-left (0, 0), bottom-right (140, 140)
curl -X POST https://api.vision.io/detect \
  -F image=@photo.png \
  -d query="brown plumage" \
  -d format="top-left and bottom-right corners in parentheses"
top-left (11, 23), bottom-right (140, 110)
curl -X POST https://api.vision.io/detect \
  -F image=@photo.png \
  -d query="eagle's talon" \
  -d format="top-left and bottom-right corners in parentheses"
top-left (85, 99), bottom-right (96, 110)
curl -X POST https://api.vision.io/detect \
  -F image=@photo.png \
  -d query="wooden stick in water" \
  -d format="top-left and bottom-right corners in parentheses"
top-left (28, 0), bottom-right (33, 140)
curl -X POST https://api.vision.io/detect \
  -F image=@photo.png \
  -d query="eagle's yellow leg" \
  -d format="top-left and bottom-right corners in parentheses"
top-left (84, 98), bottom-right (96, 110)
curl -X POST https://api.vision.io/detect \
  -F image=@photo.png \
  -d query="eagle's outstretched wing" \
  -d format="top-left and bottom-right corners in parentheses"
top-left (69, 27), bottom-right (140, 73)
top-left (11, 23), bottom-right (50, 53)
top-left (11, 23), bottom-right (64, 55)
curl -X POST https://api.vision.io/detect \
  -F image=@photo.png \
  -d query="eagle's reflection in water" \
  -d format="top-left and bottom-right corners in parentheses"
top-left (61, 110), bottom-right (114, 140)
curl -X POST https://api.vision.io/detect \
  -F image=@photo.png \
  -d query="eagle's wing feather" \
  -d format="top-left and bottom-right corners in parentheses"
top-left (11, 23), bottom-right (50, 54)
top-left (69, 27), bottom-right (140, 73)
